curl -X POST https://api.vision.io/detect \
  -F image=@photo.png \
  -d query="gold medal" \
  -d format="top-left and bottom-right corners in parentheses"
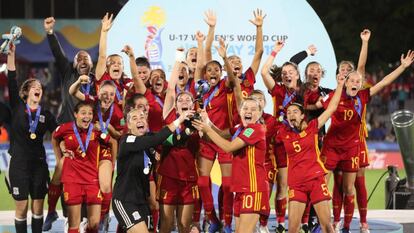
top-left (143, 167), bottom-right (150, 175)
top-left (30, 133), bottom-right (37, 140)
top-left (81, 152), bottom-right (86, 157)
top-left (177, 134), bottom-right (181, 141)
top-left (278, 115), bottom-right (284, 122)
top-left (100, 133), bottom-right (107, 140)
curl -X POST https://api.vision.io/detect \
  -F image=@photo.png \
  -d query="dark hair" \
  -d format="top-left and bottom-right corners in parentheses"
top-left (74, 101), bottom-right (94, 114)
top-left (269, 65), bottom-right (282, 82)
top-left (287, 102), bottom-right (305, 114)
top-left (124, 93), bottom-right (148, 117)
top-left (205, 60), bottom-right (222, 71)
top-left (304, 61), bottom-right (325, 80)
top-left (176, 91), bottom-right (195, 104)
top-left (135, 56), bottom-right (151, 68)
top-left (150, 69), bottom-right (166, 81)
top-left (19, 78), bottom-right (42, 101)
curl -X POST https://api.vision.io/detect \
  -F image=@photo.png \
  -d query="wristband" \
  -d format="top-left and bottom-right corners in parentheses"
top-left (271, 51), bottom-right (277, 57)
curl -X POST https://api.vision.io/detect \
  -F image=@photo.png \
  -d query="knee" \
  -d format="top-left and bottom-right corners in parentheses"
top-left (87, 217), bottom-right (100, 230)
top-left (343, 183), bottom-right (354, 195)
top-left (99, 184), bottom-right (112, 194)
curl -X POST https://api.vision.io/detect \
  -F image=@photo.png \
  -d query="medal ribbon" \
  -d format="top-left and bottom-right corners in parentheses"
top-left (203, 85), bottom-right (219, 108)
top-left (26, 104), bottom-right (41, 135)
top-left (98, 103), bottom-right (114, 134)
top-left (231, 126), bottom-right (244, 141)
top-left (72, 123), bottom-right (93, 155)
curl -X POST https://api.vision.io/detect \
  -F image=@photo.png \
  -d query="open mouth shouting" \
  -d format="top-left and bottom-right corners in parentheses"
top-left (136, 121), bottom-right (147, 135)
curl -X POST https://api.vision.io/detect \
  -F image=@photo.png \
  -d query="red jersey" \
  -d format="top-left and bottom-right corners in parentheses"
top-left (96, 72), bottom-right (133, 109)
top-left (144, 89), bottom-right (165, 132)
top-left (231, 123), bottom-right (268, 192)
top-left (322, 89), bottom-right (370, 148)
top-left (203, 79), bottom-right (232, 130)
top-left (84, 96), bottom-right (126, 133)
top-left (157, 110), bottom-right (199, 181)
top-left (227, 67), bottom-right (256, 127)
top-left (263, 113), bottom-right (279, 168)
top-left (277, 120), bottom-right (327, 186)
top-left (53, 122), bottom-right (110, 184)
top-left (269, 83), bottom-right (297, 118)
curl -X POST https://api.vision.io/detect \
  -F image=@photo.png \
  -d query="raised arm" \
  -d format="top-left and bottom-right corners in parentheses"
top-left (249, 9), bottom-right (265, 74)
top-left (204, 10), bottom-right (216, 63)
top-left (44, 17), bottom-right (71, 75)
top-left (261, 40), bottom-right (285, 91)
top-left (122, 45), bottom-right (147, 95)
top-left (290, 44), bottom-right (317, 65)
top-left (163, 49), bottom-right (185, 119)
top-left (6, 44), bottom-right (19, 109)
top-left (68, 75), bottom-right (89, 101)
top-left (357, 29), bottom-right (371, 77)
top-left (317, 75), bottom-right (344, 128)
top-left (192, 119), bottom-right (245, 153)
top-left (215, 37), bottom-right (236, 89)
top-left (194, 31), bottom-right (206, 83)
top-left (95, 13), bottom-right (114, 81)
top-left (370, 50), bottom-right (414, 96)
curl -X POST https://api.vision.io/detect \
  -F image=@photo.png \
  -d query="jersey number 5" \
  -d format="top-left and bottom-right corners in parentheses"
top-left (292, 141), bottom-right (301, 152)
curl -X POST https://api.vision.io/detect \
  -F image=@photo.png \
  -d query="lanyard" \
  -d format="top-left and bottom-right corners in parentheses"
top-left (176, 82), bottom-right (190, 94)
top-left (81, 83), bottom-right (90, 94)
top-left (231, 126), bottom-right (244, 141)
top-left (143, 151), bottom-right (152, 174)
top-left (155, 95), bottom-right (164, 108)
top-left (98, 103), bottom-right (114, 134)
top-left (203, 85), bottom-right (220, 108)
top-left (72, 123), bottom-right (93, 155)
top-left (353, 96), bottom-right (362, 118)
top-left (26, 104), bottom-right (41, 134)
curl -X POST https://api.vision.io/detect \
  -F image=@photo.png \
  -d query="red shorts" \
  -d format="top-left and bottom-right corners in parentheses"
top-left (199, 140), bottom-right (232, 164)
top-left (264, 161), bottom-right (277, 184)
top-left (274, 144), bottom-right (287, 168)
top-left (157, 175), bottom-right (198, 205)
top-left (359, 139), bottom-right (369, 168)
top-left (99, 146), bottom-right (113, 162)
top-left (63, 182), bottom-right (102, 205)
top-left (321, 145), bottom-right (360, 172)
top-left (233, 191), bottom-right (270, 217)
top-left (288, 176), bottom-right (331, 204)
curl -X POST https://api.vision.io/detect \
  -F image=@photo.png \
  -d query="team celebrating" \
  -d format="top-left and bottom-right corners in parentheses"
top-left (2, 9), bottom-right (414, 233)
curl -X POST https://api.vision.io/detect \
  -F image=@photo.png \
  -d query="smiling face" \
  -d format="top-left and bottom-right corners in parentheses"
top-left (306, 62), bottom-right (323, 87)
top-left (98, 83), bottom-right (116, 109)
top-left (74, 104), bottom-right (94, 129)
top-left (176, 92), bottom-right (194, 115)
top-left (106, 55), bottom-right (124, 80)
top-left (150, 69), bottom-right (166, 94)
top-left (345, 72), bottom-right (362, 97)
top-left (186, 47), bottom-right (197, 70)
top-left (133, 97), bottom-right (150, 114)
top-left (228, 56), bottom-right (243, 78)
top-left (75, 51), bottom-right (93, 75)
top-left (177, 63), bottom-right (190, 87)
top-left (338, 62), bottom-right (354, 77)
top-left (281, 63), bottom-right (299, 89)
top-left (137, 65), bottom-right (151, 85)
top-left (127, 109), bottom-right (149, 136)
top-left (27, 80), bottom-right (43, 103)
top-left (286, 104), bottom-right (305, 129)
top-left (205, 61), bottom-right (222, 87)
top-left (240, 99), bottom-right (262, 127)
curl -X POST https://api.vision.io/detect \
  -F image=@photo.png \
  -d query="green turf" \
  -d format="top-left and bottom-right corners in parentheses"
top-left (0, 169), bottom-right (407, 210)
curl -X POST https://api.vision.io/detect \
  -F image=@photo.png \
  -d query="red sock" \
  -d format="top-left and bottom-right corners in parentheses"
top-left (100, 192), bottom-right (112, 220)
top-left (332, 172), bottom-right (343, 222)
top-left (222, 177), bottom-right (233, 227)
top-left (301, 202), bottom-right (311, 224)
top-left (343, 194), bottom-right (355, 230)
top-left (86, 226), bottom-right (98, 233)
top-left (355, 176), bottom-right (368, 224)
top-left (218, 185), bottom-right (224, 221)
top-left (68, 228), bottom-right (79, 233)
top-left (197, 176), bottom-right (218, 223)
top-left (259, 214), bottom-right (268, 227)
top-left (276, 198), bottom-right (287, 224)
top-left (47, 183), bottom-right (62, 213)
top-left (151, 209), bottom-right (159, 232)
top-left (193, 197), bottom-right (202, 223)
